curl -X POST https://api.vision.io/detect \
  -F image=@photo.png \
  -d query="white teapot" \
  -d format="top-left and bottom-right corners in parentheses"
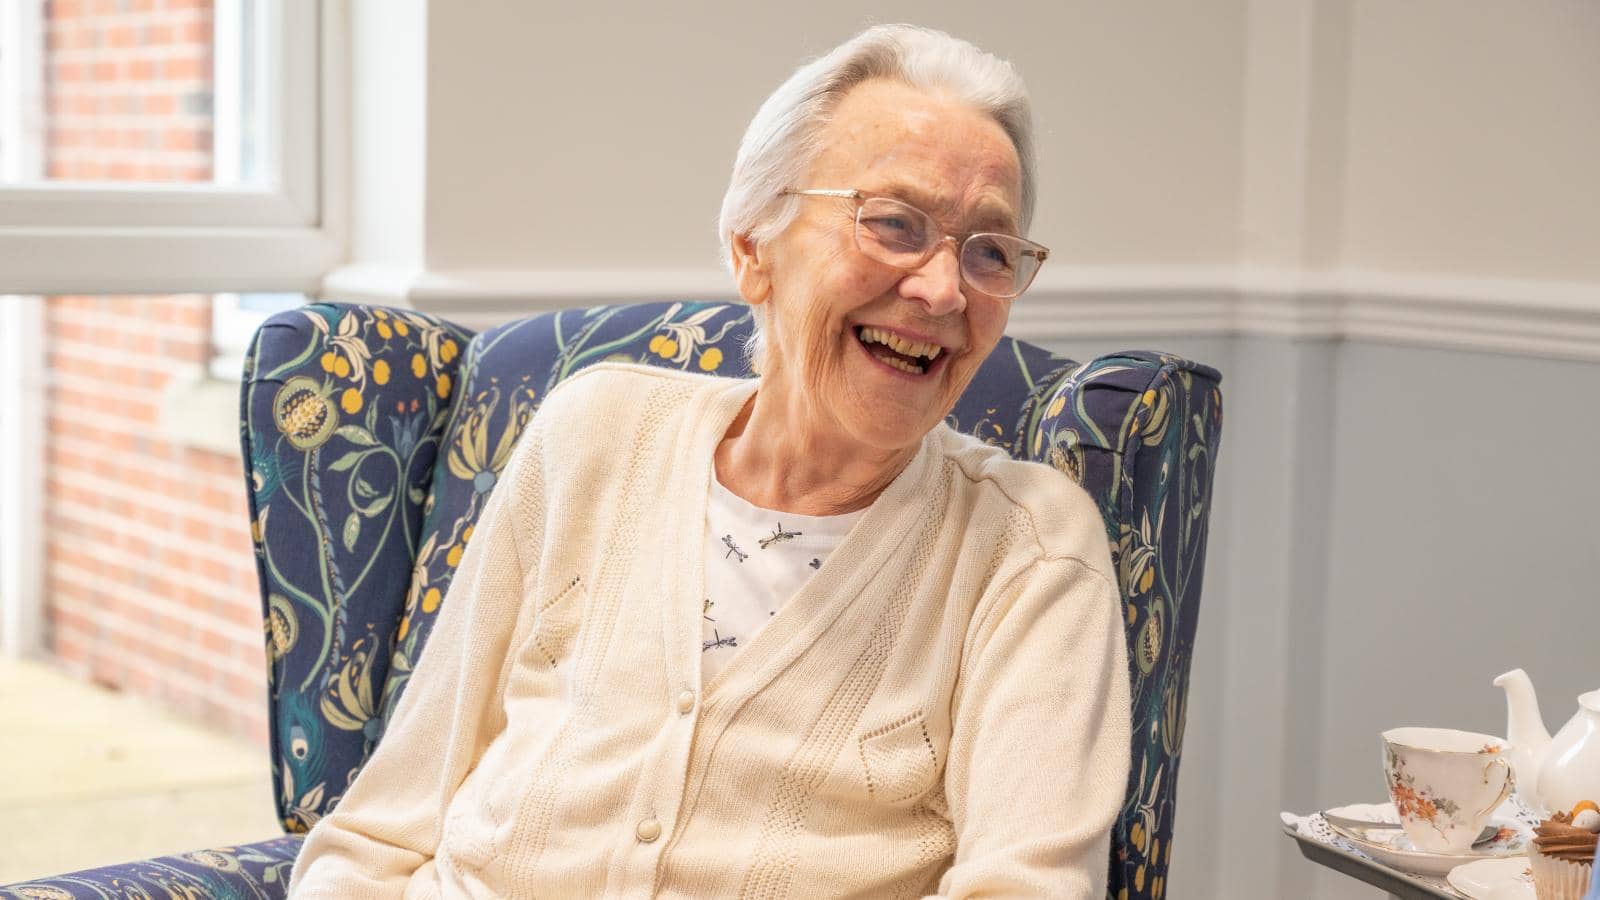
top-left (1493, 668), bottom-right (1600, 814)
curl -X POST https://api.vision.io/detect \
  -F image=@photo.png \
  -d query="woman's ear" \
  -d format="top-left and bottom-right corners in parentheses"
top-left (730, 233), bottom-right (773, 307)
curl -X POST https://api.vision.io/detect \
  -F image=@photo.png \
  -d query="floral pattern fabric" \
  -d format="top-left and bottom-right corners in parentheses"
top-left (0, 836), bottom-right (303, 899)
top-left (4, 301), bottom-right (1221, 900)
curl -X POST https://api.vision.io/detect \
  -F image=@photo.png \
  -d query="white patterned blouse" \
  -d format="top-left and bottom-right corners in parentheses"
top-left (701, 475), bottom-right (866, 682)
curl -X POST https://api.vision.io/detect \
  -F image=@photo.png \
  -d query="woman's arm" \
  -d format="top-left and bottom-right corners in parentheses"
top-left (931, 554), bottom-right (1131, 900)
top-left (287, 425), bottom-right (544, 899)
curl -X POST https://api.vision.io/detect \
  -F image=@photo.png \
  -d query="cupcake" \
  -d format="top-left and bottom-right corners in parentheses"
top-left (1530, 801), bottom-right (1599, 900)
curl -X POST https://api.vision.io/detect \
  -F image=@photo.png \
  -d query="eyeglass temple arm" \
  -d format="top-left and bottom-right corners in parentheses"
top-left (782, 188), bottom-right (862, 199)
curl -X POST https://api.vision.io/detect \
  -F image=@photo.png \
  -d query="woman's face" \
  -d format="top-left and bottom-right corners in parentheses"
top-left (736, 78), bottom-right (1024, 454)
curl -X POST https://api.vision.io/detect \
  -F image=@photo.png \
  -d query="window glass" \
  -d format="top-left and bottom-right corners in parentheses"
top-left (0, 0), bottom-right (271, 186)
top-left (210, 292), bottom-right (305, 379)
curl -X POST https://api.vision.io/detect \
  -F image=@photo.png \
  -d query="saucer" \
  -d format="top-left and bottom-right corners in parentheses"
top-left (1322, 803), bottom-right (1528, 877)
top-left (1446, 857), bottom-right (1535, 900)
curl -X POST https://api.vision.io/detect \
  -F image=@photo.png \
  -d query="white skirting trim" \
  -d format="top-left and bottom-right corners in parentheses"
top-left (320, 263), bottom-right (1600, 362)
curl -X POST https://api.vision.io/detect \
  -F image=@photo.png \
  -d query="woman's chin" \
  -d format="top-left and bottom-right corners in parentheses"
top-left (841, 401), bottom-right (941, 452)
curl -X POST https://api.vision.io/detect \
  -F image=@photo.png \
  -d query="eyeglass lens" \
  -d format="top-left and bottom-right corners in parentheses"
top-left (855, 197), bottom-right (1041, 298)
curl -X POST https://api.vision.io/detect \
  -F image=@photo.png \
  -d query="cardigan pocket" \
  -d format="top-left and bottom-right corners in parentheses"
top-left (441, 759), bottom-right (497, 871)
top-left (858, 712), bottom-right (940, 807)
top-left (442, 733), bottom-right (532, 876)
top-left (511, 574), bottom-right (588, 674)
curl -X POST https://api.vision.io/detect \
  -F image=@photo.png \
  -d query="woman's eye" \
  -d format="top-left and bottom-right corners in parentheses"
top-left (972, 241), bottom-right (1013, 270)
top-left (868, 216), bottom-right (913, 235)
top-left (864, 215), bottom-right (926, 250)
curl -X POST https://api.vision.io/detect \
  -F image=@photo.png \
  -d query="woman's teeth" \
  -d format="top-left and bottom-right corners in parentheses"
top-left (859, 326), bottom-right (942, 361)
top-left (873, 352), bottom-right (925, 375)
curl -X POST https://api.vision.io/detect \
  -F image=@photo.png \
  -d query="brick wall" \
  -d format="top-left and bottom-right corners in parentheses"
top-left (44, 0), bottom-right (214, 182)
top-left (37, 0), bottom-right (270, 747)
top-left (44, 298), bottom-right (268, 745)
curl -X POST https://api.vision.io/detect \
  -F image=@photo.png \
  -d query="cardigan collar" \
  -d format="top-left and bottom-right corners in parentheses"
top-left (664, 375), bottom-right (942, 706)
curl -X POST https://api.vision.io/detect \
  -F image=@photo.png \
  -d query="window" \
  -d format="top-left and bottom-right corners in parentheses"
top-left (0, 1), bottom-right (340, 665)
top-left (210, 292), bottom-right (304, 379)
top-left (0, 0), bottom-right (341, 293)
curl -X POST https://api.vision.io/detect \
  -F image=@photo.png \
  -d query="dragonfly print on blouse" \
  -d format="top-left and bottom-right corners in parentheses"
top-left (702, 597), bottom-right (738, 652)
top-left (759, 522), bottom-right (802, 550)
top-left (722, 534), bottom-right (748, 563)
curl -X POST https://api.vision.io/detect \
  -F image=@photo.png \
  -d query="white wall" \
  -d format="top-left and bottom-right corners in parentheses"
top-left (421, 1), bottom-right (1247, 274)
top-left (330, 2), bottom-right (1600, 897)
top-left (1339, 0), bottom-right (1600, 281)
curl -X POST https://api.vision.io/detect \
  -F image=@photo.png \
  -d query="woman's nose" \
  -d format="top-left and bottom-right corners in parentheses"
top-left (901, 238), bottom-right (966, 316)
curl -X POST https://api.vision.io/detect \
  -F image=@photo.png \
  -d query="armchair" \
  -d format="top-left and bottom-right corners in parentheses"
top-left (2, 301), bottom-right (1222, 899)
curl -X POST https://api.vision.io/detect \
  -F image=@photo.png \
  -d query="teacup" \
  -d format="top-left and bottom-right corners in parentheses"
top-left (1381, 727), bottom-right (1514, 853)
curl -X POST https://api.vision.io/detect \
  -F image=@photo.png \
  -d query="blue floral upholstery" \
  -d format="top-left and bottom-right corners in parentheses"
top-left (4, 301), bottom-right (1221, 900)
top-left (0, 837), bottom-right (304, 899)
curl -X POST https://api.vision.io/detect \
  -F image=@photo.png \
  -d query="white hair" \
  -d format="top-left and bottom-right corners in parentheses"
top-left (717, 24), bottom-right (1038, 371)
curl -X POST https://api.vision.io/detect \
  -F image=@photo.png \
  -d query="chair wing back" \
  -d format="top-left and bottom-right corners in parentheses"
top-left (242, 305), bottom-right (473, 832)
top-left (243, 301), bottom-right (1223, 900)
top-left (1034, 352), bottom-right (1224, 899)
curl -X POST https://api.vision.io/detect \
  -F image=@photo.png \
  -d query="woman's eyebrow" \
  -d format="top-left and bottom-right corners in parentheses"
top-left (863, 179), bottom-right (938, 211)
top-left (967, 206), bottom-right (1019, 235)
top-left (947, 203), bottom-right (1019, 236)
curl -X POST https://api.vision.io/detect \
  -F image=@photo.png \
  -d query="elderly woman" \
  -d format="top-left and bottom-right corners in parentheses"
top-left (289, 24), bottom-right (1128, 899)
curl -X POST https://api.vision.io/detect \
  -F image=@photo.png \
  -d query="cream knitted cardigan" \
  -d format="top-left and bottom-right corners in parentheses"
top-left (287, 363), bottom-right (1131, 900)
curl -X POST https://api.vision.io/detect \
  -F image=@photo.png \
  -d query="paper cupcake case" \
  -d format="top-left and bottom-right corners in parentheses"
top-left (1528, 850), bottom-right (1593, 900)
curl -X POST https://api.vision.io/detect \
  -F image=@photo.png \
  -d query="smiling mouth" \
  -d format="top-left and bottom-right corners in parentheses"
top-left (854, 325), bottom-right (944, 376)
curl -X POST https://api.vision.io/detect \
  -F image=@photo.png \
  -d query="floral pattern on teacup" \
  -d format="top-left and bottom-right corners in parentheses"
top-left (1387, 746), bottom-right (1466, 836)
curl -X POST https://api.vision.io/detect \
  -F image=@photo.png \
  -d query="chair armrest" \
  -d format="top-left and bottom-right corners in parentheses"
top-left (0, 834), bottom-right (303, 899)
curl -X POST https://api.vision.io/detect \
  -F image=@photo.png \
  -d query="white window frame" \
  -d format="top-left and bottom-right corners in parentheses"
top-left (0, 0), bottom-right (346, 295)
top-left (0, 0), bottom-right (44, 185)
top-left (0, 297), bottom-right (45, 658)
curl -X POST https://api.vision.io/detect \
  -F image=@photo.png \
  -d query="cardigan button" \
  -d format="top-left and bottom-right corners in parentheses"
top-left (636, 817), bottom-right (662, 843)
top-left (675, 690), bottom-right (696, 715)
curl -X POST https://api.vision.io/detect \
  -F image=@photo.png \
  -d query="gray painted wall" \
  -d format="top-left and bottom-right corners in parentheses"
top-left (1308, 341), bottom-right (1600, 898)
top-left (1040, 334), bottom-right (1600, 899)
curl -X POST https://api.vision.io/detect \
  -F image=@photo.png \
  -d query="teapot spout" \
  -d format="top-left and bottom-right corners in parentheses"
top-left (1494, 668), bottom-right (1552, 800)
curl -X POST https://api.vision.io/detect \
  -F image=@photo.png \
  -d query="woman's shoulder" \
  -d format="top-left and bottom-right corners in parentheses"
top-left (930, 426), bottom-right (1108, 566)
top-left (543, 360), bottom-right (714, 403)
top-left (534, 362), bottom-right (744, 433)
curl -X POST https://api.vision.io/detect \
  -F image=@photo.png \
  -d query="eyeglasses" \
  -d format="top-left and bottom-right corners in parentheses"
top-left (782, 188), bottom-right (1049, 300)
